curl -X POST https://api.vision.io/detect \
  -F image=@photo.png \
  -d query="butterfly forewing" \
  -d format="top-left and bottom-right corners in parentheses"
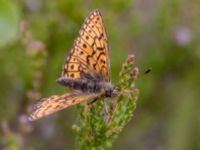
top-left (62, 10), bottom-right (111, 82)
top-left (29, 92), bottom-right (100, 121)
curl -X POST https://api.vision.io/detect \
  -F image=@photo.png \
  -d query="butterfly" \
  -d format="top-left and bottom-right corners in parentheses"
top-left (29, 9), bottom-right (118, 121)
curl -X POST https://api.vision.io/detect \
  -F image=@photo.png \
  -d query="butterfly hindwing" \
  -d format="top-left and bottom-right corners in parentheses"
top-left (29, 92), bottom-right (100, 121)
top-left (62, 10), bottom-right (110, 82)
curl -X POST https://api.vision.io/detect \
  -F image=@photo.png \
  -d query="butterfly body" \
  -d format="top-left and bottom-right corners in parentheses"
top-left (29, 10), bottom-right (117, 121)
top-left (57, 78), bottom-right (116, 97)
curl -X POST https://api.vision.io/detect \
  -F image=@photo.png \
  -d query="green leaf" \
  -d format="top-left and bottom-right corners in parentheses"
top-left (0, 0), bottom-right (20, 47)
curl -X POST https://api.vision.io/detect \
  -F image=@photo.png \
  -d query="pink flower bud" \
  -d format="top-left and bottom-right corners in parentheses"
top-left (130, 67), bottom-right (139, 77)
top-left (127, 54), bottom-right (135, 63)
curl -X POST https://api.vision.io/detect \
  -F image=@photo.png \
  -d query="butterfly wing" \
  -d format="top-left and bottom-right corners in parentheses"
top-left (29, 92), bottom-right (100, 121)
top-left (60, 10), bottom-right (110, 82)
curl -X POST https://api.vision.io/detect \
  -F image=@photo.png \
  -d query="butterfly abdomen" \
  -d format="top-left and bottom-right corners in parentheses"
top-left (57, 78), bottom-right (116, 97)
top-left (57, 78), bottom-right (100, 92)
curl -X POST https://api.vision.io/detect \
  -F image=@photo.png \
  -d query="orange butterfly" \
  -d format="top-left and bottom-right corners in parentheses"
top-left (29, 10), bottom-right (118, 121)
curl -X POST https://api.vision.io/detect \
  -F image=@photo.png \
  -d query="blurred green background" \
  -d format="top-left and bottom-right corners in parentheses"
top-left (0, 0), bottom-right (200, 149)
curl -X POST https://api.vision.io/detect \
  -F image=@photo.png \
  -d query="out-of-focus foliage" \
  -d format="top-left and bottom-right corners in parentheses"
top-left (0, 0), bottom-right (200, 150)
top-left (0, 0), bottom-right (19, 47)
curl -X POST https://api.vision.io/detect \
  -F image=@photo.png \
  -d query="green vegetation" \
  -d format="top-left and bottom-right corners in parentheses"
top-left (73, 55), bottom-right (139, 149)
top-left (0, 0), bottom-right (200, 150)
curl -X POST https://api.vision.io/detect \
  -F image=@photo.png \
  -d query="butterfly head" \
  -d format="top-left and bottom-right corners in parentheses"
top-left (102, 82), bottom-right (119, 98)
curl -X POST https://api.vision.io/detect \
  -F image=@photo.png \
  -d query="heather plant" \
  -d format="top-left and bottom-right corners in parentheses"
top-left (73, 55), bottom-right (139, 149)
